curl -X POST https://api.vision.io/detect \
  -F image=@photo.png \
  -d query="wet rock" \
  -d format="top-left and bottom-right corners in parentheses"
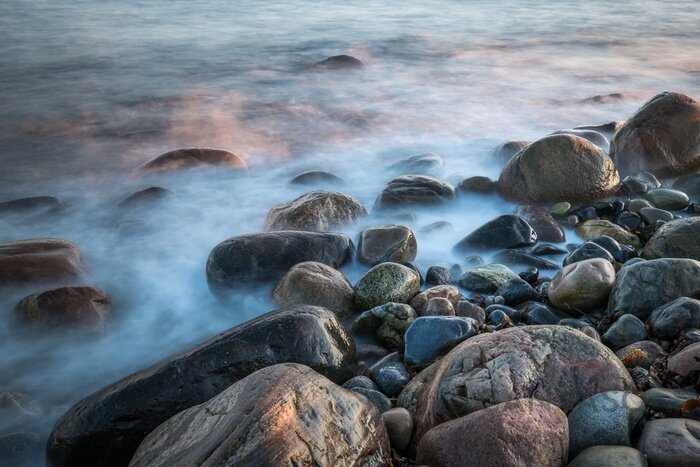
top-left (674, 172), bottom-right (700, 200)
top-left (608, 258), bottom-right (700, 319)
top-left (498, 134), bottom-right (620, 203)
top-left (403, 316), bottom-right (477, 367)
top-left (410, 285), bottom-right (461, 315)
top-left (628, 198), bottom-right (655, 212)
top-left (352, 387), bottom-right (392, 413)
top-left (487, 304), bottom-right (521, 322)
top-left (453, 215), bottom-right (537, 252)
top-left (550, 201), bottom-right (572, 217)
top-left (568, 446), bottom-right (647, 467)
top-left (491, 140), bottom-right (530, 164)
top-left (643, 217), bottom-right (700, 260)
top-left (648, 298), bottom-right (700, 340)
top-left (493, 249), bottom-right (559, 270)
top-left (558, 318), bottom-right (600, 340)
top-left (532, 243), bottom-right (567, 255)
top-left (458, 263), bottom-right (519, 293)
top-left (457, 176), bottom-right (497, 194)
top-left (616, 210), bottom-right (643, 230)
top-left (425, 266), bottom-right (452, 285)
top-left (389, 152), bottom-right (443, 174)
top-left (591, 235), bottom-right (628, 263)
top-left (548, 258), bottom-right (616, 314)
top-left (382, 408), bottom-right (412, 451)
top-left (0, 196), bottom-right (64, 216)
top-left (351, 302), bottom-right (417, 348)
top-left (422, 297), bottom-right (455, 316)
top-left (371, 361), bottom-right (411, 397)
top-left (637, 418), bottom-right (700, 466)
top-left (373, 175), bottom-right (455, 212)
top-left (568, 390), bottom-right (645, 457)
top-left (402, 261), bottom-right (424, 286)
top-left (314, 54), bottom-right (364, 69)
top-left (46, 306), bottom-right (356, 467)
top-left (616, 341), bottom-right (666, 370)
top-left (398, 326), bottom-right (634, 447)
top-left (667, 342), bottom-right (700, 378)
top-left (455, 301), bottom-right (486, 324)
top-left (129, 363), bottom-right (389, 467)
top-left (611, 92), bottom-right (700, 177)
top-left (519, 266), bottom-right (539, 283)
top-left (645, 188), bottom-right (690, 211)
top-left (416, 399), bottom-right (568, 467)
top-left (564, 241), bottom-right (616, 266)
top-left (357, 224), bottom-right (417, 266)
top-left (13, 286), bottom-right (111, 331)
top-left (639, 206), bottom-right (674, 225)
top-left (206, 231), bottom-right (353, 296)
top-left (117, 187), bottom-right (171, 207)
top-left (419, 220), bottom-right (453, 235)
top-left (342, 376), bottom-right (379, 392)
top-left (272, 261), bottom-right (355, 319)
top-left (576, 219), bottom-right (642, 249)
top-left (289, 170), bottom-right (345, 186)
top-left (642, 388), bottom-right (699, 418)
top-left (354, 262), bottom-right (420, 311)
top-left (575, 121), bottom-right (623, 135)
top-left (495, 277), bottom-right (538, 306)
top-left (603, 314), bottom-right (648, 350)
top-left (520, 301), bottom-right (560, 325)
top-left (265, 190), bottom-right (366, 232)
top-left (0, 238), bottom-right (84, 287)
top-left (488, 308), bottom-right (511, 326)
top-left (513, 204), bottom-right (565, 242)
top-left (137, 148), bottom-right (247, 174)
top-left (551, 128), bottom-right (608, 150)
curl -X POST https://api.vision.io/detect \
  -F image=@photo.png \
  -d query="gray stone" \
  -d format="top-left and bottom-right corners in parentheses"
top-left (373, 175), bottom-right (456, 212)
top-left (289, 170), bottom-right (345, 186)
top-left (558, 318), bottom-right (601, 341)
top-left (568, 446), bottom-right (648, 467)
top-left (564, 241), bottom-right (615, 266)
top-left (404, 316), bottom-right (477, 367)
top-left (351, 302), bottom-right (417, 348)
top-left (495, 277), bottom-right (538, 306)
top-left (457, 176), bottom-right (497, 194)
top-left (381, 408), bottom-right (413, 451)
top-left (454, 301), bottom-right (486, 325)
top-left (639, 207), bottom-right (674, 225)
top-left (513, 204), bottom-right (565, 242)
top-left (265, 190), bottom-right (366, 232)
top-left (424, 297), bottom-right (455, 316)
top-left (615, 341), bottom-right (666, 370)
top-left (637, 418), bottom-right (700, 467)
top-left (426, 266), bottom-right (452, 285)
top-left (648, 297), bottom-right (700, 340)
top-left (453, 215), bottom-right (537, 252)
top-left (576, 219), bottom-right (641, 249)
top-left (492, 140), bottom-right (529, 164)
top-left (643, 217), bottom-right (700, 261)
top-left (372, 361), bottom-right (411, 397)
top-left (551, 128), bottom-right (609, 150)
top-left (548, 258), bottom-right (616, 314)
top-left (357, 224), bottom-right (417, 266)
top-left (667, 342), bottom-right (700, 378)
top-left (410, 285), bottom-right (461, 316)
top-left (342, 376), bottom-right (379, 392)
top-left (602, 315), bottom-right (648, 350)
top-left (628, 198), bottom-right (655, 212)
top-left (354, 263), bottom-right (420, 311)
top-left (458, 263), bottom-right (519, 293)
top-left (642, 388), bottom-right (699, 418)
top-left (352, 387), bottom-right (392, 413)
top-left (314, 55), bottom-right (364, 69)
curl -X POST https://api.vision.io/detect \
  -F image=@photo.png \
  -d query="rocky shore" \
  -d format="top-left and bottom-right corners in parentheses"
top-left (2, 89), bottom-right (700, 466)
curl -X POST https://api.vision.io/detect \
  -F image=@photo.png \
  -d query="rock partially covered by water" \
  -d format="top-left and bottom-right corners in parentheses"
top-left (453, 215), bottom-right (537, 252)
top-left (206, 231), bottom-right (353, 296)
top-left (0, 196), bottom-right (64, 216)
top-left (398, 326), bottom-right (634, 447)
top-left (498, 134), bottom-right (620, 203)
top-left (13, 286), bottom-right (111, 331)
top-left (272, 262), bottom-right (355, 319)
top-left (608, 258), bottom-right (700, 319)
top-left (354, 262), bottom-right (420, 311)
top-left (548, 258), bottom-right (616, 314)
top-left (373, 175), bottom-right (455, 211)
top-left (416, 399), bottom-right (568, 467)
top-left (637, 418), bottom-right (700, 466)
top-left (137, 148), bottom-right (247, 174)
top-left (551, 128), bottom-right (609, 150)
top-left (117, 187), bottom-right (172, 208)
top-left (314, 54), bottom-right (364, 69)
top-left (610, 92), bottom-right (700, 177)
top-left (289, 170), bottom-right (345, 186)
top-left (643, 217), bottom-right (700, 260)
top-left (0, 238), bottom-right (84, 287)
top-left (513, 204), bottom-right (565, 243)
top-left (357, 224), bottom-right (417, 266)
top-left (491, 140), bottom-right (529, 164)
top-left (129, 363), bottom-right (389, 467)
top-left (46, 305), bottom-right (356, 467)
top-left (389, 152), bottom-right (443, 174)
top-left (265, 190), bottom-right (366, 232)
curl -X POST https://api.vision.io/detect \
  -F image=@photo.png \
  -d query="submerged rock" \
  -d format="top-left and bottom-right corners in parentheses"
top-left (373, 175), bottom-right (455, 211)
top-left (137, 148), bottom-right (247, 174)
top-left (314, 54), bottom-right (364, 69)
top-left (117, 187), bottom-right (171, 208)
top-left (265, 190), bottom-right (366, 232)
top-left (0, 196), bottom-right (64, 216)
top-left (551, 128), bottom-right (609, 150)
top-left (13, 286), bottom-right (111, 331)
top-left (453, 215), bottom-right (537, 252)
top-left (0, 238), bottom-right (84, 287)
top-left (357, 224), bottom-right (417, 266)
top-left (457, 176), bottom-right (497, 194)
top-left (289, 170), bottom-right (345, 186)
top-left (129, 363), bottom-right (390, 467)
top-left (389, 152), bottom-right (443, 174)
top-left (46, 305), bottom-right (356, 467)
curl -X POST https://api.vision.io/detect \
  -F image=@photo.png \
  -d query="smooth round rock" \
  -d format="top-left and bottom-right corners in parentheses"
top-left (495, 277), bottom-right (538, 306)
top-left (498, 134), bottom-right (620, 203)
top-left (550, 202), bottom-right (572, 217)
top-left (643, 217), bottom-right (700, 260)
top-left (576, 219), bottom-right (641, 249)
top-left (564, 241), bottom-right (616, 266)
top-left (416, 399), bottom-right (568, 467)
top-left (272, 261), bottom-right (355, 319)
top-left (610, 92), bottom-right (700, 177)
top-left (410, 285), bottom-right (461, 316)
top-left (637, 418), bottom-right (700, 466)
top-left (642, 388), bottom-right (699, 418)
top-left (615, 341), bottom-right (667, 370)
top-left (548, 258), bottom-right (616, 314)
top-left (265, 190), bottom-right (366, 232)
top-left (352, 387), bottom-right (392, 413)
top-left (373, 175), bottom-right (455, 212)
top-left (513, 204), bottom-right (565, 242)
top-left (457, 176), bottom-right (497, 194)
top-left (602, 314), bottom-right (648, 351)
top-left (425, 266), bottom-right (452, 286)
top-left (389, 153), bottom-right (443, 175)
top-left (568, 391), bottom-right (645, 457)
top-left (558, 318), bottom-right (600, 340)
top-left (403, 316), bottom-right (477, 367)
top-left (351, 302), bottom-right (417, 349)
top-left (0, 238), bottom-right (84, 286)
top-left (314, 54), bottom-right (363, 69)
top-left (644, 188), bottom-right (690, 211)
top-left (455, 301), bottom-right (486, 325)
top-left (568, 446), bottom-right (648, 467)
top-left (639, 207), bottom-right (674, 225)
top-left (357, 224), bottom-right (417, 266)
top-left (382, 408), bottom-right (413, 452)
top-left (674, 172), bottom-right (700, 200)
top-left (13, 286), bottom-right (111, 331)
top-left (648, 297), bottom-right (700, 340)
top-left (457, 263), bottom-right (519, 293)
top-left (137, 148), bottom-right (247, 174)
top-left (628, 198), bottom-right (655, 212)
top-left (342, 376), bottom-right (379, 392)
top-left (491, 140), bottom-right (529, 164)
top-left (354, 263), bottom-right (420, 311)
top-left (520, 301), bottom-right (560, 325)
top-left (0, 196), bottom-right (64, 216)
top-left (667, 342), bottom-right (700, 378)
top-left (372, 361), bottom-right (411, 398)
top-left (289, 170), bottom-right (345, 186)
top-left (453, 215), bottom-right (537, 252)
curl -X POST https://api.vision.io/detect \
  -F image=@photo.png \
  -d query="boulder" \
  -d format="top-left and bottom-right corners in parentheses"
top-left (513, 204), bottom-right (565, 242)
top-left (0, 238), bottom-right (84, 287)
top-left (610, 92), bottom-right (700, 177)
top-left (498, 134), bottom-right (620, 203)
top-left (13, 286), bottom-right (111, 331)
top-left (576, 220), bottom-right (641, 249)
top-left (137, 148), bottom-right (247, 174)
top-left (648, 297), bottom-right (700, 340)
top-left (453, 215), bottom-right (537, 252)
top-left (415, 399), bottom-right (568, 467)
top-left (637, 418), bottom-right (700, 467)
top-left (643, 217), bottom-right (700, 260)
top-left (129, 363), bottom-right (389, 466)
top-left (548, 258), bottom-right (616, 314)
top-left (46, 306), bottom-right (356, 467)
top-left (265, 190), bottom-right (366, 232)
top-left (206, 231), bottom-right (353, 296)
top-left (272, 261), bottom-right (355, 319)
top-left (397, 326), bottom-right (634, 447)
top-left (354, 262), bottom-right (420, 311)
top-left (357, 224), bottom-right (417, 266)
top-left (608, 258), bottom-right (700, 319)
top-left (373, 175), bottom-right (455, 211)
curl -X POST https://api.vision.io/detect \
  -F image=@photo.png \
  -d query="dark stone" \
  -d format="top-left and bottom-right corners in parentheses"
top-left (404, 317), bottom-right (477, 367)
top-left (616, 211), bottom-right (642, 231)
top-left (486, 304), bottom-right (521, 323)
top-left (453, 215), bottom-right (537, 252)
top-left (13, 286), bottom-right (111, 332)
top-left (493, 249), bottom-right (559, 270)
top-left (314, 54), bottom-right (364, 69)
top-left (0, 196), bottom-right (64, 215)
top-left (371, 361), bottom-right (411, 398)
top-left (425, 266), bottom-right (452, 286)
top-left (602, 314), bottom-right (648, 350)
top-left (491, 140), bottom-right (529, 164)
top-left (46, 306), bottom-right (356, 467)
top-left (357, 224), bottom-right (417, 266)
top-left (0, 238), bottom-right (85, 287)
top-left (551, 129), bottom-right (609, 150)
top-left (457, 176), bottom-right (497, 194)
top-left (487, 309), bottom-right (511, 327)
top-left (574, 121), bottom-right (623, 135)
top-left (455, 301), bottom-right (486, 325)
top-left (389, 153), bottom-right (443, 175)
top-left (419, 221), bottom-right (453, 235)
top-left (265, 190), bottom-right (366, 232)
top-left (352, 387), bottom-right (392, 413)
top-left (531, 244), bottom-right (567, 256)
top-left (520, 302), bottom-right (560, 325)
top-left (575, 206), bottom-right (598, 222)
top-left (206, 231), bottom-right (353, 297)
top-left (639, 207), bottom-right (674, 225)
top-left (137, 148), bottom-right (247, 174)
top-left (674, 172), bottom-right (700, 199)
top-left (513, 205), bottom-right (565, 242)
top-left (519, 267), bottom-right (539, 284)
top-left (289, 170), bottom-right (345, 186)
top-left (591, 235), bottom-right (625, 262)
top-left (564, 241), bottom-right (616, 266)
top-left (495, 278), bottom-right (538, 306)
top-left (619, 176), bottom-right (650, 196)
top-left (373, 175), bottom-right (455, 212)
top-left (342, 376), bottom-right (379, 392)
top-left (401, 262), bottom-right (424, 287)
top-left (648, 297), bottom-right (700, 340)
top-left (117, 187), bottom-right (171, 207)
top-left (559, 318), bottom-right (601, 340)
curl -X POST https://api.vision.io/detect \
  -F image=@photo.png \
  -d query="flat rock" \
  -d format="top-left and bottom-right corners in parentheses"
top-left (265, 190), bottom-right (366, 232)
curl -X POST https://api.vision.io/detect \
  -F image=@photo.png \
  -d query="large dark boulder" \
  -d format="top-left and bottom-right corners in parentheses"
top-left (46, 305), bottom-right (356, 467)
top-left (643, 217), bottom-right (700, 260)
top-left (136, 148), bottom-right (247, 174)
top-left (610, 92), bottom-right (700, 177)
top-left (513, 205), bottom-right (565, 243)
top-left (0, 238), bottom-right (84, 287)
top-left (265, 190), bottom-right (366, 232)
top-left (206, 231), bottom-right (354, 297)
top-left (453, 215), bottom-right (537, 252)
top-left (373, 175), bottom-right (455, 212)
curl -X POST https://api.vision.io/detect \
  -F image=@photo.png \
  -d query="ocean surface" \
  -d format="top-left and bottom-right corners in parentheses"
top-left (1, 1), bottom-right (699, 464)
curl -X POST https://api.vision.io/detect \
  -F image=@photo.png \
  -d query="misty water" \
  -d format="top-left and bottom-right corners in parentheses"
top-left (1, 0), bottom-right (700, 464)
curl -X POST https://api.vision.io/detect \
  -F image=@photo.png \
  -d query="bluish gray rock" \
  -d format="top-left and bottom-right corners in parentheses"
top-left (564, 241), bottom-right (616, 266)
top-left (603, 314), bottom-right (648, 350)
top-left (494, 277), bottom-right (538, 306)
top-left (351, 387), bottom-right (392, 413)
top-left (641, 388), bottom-right (699, 418)
top-left (648, 297), bottom-right (700, 340)
top-left (458, 263), bottom-right (519, 293)
top-left (637, 418), bottom-right (700, 466)
top-left (342, 376), bottom-right (379, 392)
top-left (567, 446), bottom-right (648, 467)
top-left (371, 361), bottom-right (411, 398)
top-left (404, 317), bottom-right (477, 367)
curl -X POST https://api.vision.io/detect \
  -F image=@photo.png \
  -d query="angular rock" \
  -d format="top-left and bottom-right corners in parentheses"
top-left (453, 215), bottom-right (537, 252)
top-left (498, 134), bottom-right (620, 203)
top-left (137, 148), bottom-right (247, 174)
top-left (403, 316), bottom-right (477, 367)
top-left (610, 92), bottom-right (700, 177)
top-left (644, 217), bottom-right (700, 260)
top-left (272, 261), bottom-right (355, 319)
top-left (548, 258), bottom-right (616, 314)
top-left (458, 263), bottom-right (519, 293)
top-left (357, 224), bottom-right (417, 266)
top-left (46, 306), bottom-right (356, 467)
top-left (13, 286), bottom-right (111, 331)
top-left (206, 231), bottom-right (353, 296)
top-left (648, 297), bottom-right (700, 340)
top-left (568, 446), bottom-right (648, 467)
top-left (513, 204), bottom-right (565, 242)
top-left (0, 238), bottom-right (84, 287)
top-left (351, 302), bottom-right (417, 348)
top-left (265, 190), bottom-right (366, 232)
top-left (354, 262), bottom-right (420, 311)
top-left (129, 363), bottom-right (389, 466)
top-left (373, 175), bottom-right (455, 212)
top-left (416, 399), bottom-right (568, 467)
top-left (637, 418), bottom-right (700, 467)
top-left (576, 219), bottom-right (641, 249)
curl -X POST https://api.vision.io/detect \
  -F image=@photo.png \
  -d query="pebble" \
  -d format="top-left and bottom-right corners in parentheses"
top-left (628, 198), bottom-right (655, 212)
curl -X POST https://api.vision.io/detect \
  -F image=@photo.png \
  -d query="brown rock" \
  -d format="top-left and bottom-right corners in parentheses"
top-left (416, 399), bottom-right (568, 467)
top-left (668, 342), bottom-right (700, 378)
top-left (265, 190), bottom-right (366, 232)
top-left (410, 285), bottom-right (461, 315)
top-left (424, 297), bottom-right (455, 316)
top-left (137, 148), bottom-right (247, 174)
top-left (513, 204), bottom-right (565, 242)
top-left (13, 286), bottom-right (111, 331)
top-left (492, 140), bottom-right (530, 164)
top-left (0, 238), bottom-right (84, 287)
top-left (547, 258), bottom-right (616, 314)
top-left (129, 363), bottom-right (390, 466)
